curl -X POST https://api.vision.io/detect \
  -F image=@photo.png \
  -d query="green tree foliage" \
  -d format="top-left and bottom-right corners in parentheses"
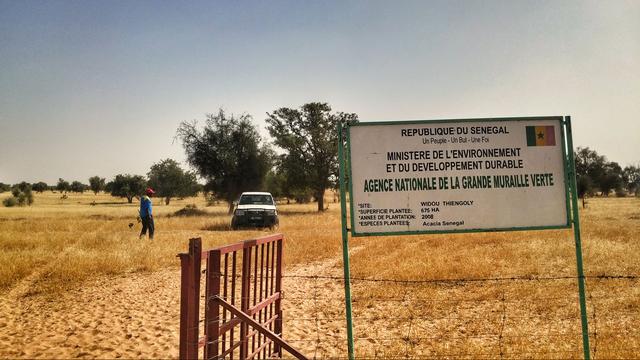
top-left (56, 178), bottom-right (71, 193)
top-left (576, 175), bottom-right (592, 198)
top-left (266, 102), bottom-right (358, 211)
top-left (12, 182), bottom-right (31, 193)
top-left (32, 182), bottom-right (48, 193)
top-left (0, 183), bottom-right (10, 193)
top-left (108, 174), bottom-right (147, 203)
top-left (264, 170), bottom-right (286, 200)
top-left (70, 181), bottom-right (86, 193)
top-left (147, 159), bottom-right (200, 205)
top-left (177, 110), bottom-right (273, 213)
top-left (104, 180), bottom-right (113, 194)
top-left (574, 147), bottom-right (606, 193)
top-left (88, 176), bottom-right (106, 195)
top-left (574, 147), bottom-right (626, 196)
top-left (2, 197), bottom-right (17, 207)
top-left (599, 162), bottom-right (623, 196)
top-left (8, 182), bottom-right (33, 206)
top-left (622, 165), bottom-right (640, 196)
top-left (271, 153), bottom-right (315, 204)
top-left (576, 175), bottom-right (592, 208)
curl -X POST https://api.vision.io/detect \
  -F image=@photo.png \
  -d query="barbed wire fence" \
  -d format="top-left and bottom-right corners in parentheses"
top-left (275, 274), bottom-right (639, 359)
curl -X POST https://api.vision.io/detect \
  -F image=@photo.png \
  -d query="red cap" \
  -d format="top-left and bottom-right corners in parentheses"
top-left (146, 188), bottom-right (155, 195)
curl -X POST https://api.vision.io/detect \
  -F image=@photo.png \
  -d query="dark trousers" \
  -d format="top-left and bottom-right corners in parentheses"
top-left (140, 215), bottom-right (154, 239)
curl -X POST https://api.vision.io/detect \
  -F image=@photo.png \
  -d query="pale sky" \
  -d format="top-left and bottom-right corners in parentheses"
top-left (1, 0), bottom-right (638, 184)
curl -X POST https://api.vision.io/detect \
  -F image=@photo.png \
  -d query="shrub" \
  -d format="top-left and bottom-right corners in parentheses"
top-left (172, 204), bottom-right (208, 217)
top-left (292, 189), bottom-right (313, 204)
top-left (3, 197), bottom-right (17, 207)
top-left (205, 193), bottom-right (218, 207)
top-left (32, 182), bottom-right (48, 193)
top-left (16, 192), bottom-right (27, 206)
top-left (5, 185), bottom-right (34, 206)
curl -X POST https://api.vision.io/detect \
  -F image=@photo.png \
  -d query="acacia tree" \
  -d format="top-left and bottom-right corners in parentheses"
top-left (56, 178), bottom-right (71, 193)
top-left (599, 162), bottom-right (623, 196)
top-left (575, 147), bottom-right (606, 192)
top-left (266, 102), bottom-right (358, 212)
top-left (32, 182), bottom-right (48, 193)
top-left (276, 153), bottom-right (313, 203)
top-left (264, 170), bottom-right (286, 200)
top-left (176, 110), bottom-right (273, 214)
top-left (70, 181), bottom-right (86, 193)
top-left (9, 182), bottom-right (34, 206)
top-left (147, 159), bottom-right (200, 205)
top-left (622, 165), bottom-right (640, 196)
top-left (576, 176), bottom-right (592, 208)
top-left (88, 176), bottom-right (106, 195)
top-left (108, 174), bottom-right (147, 203)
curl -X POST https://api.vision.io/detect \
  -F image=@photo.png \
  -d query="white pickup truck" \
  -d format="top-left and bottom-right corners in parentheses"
top-left (231, 192), bottom-right (279, 230)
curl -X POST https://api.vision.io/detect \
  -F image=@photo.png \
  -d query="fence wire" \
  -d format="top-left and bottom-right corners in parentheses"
top-left (267, 274), bottom-right (640, 359)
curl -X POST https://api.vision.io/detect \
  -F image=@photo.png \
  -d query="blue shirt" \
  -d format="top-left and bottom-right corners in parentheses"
top-left (140, 195), bottom-right (153, 217)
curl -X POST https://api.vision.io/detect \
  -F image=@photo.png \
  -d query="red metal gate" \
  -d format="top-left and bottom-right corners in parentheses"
top-left (178, 234), bottom-right (307, 360)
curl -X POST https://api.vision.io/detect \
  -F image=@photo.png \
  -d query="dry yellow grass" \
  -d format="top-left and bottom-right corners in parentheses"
top-left (0, 192), bottom-right (638, 358)
top-left (0, 191), bottom-right (343, 296)
top-left (339, 196), bottom-right (640, 358)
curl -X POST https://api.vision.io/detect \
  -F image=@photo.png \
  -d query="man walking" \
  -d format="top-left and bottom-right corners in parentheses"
top-left (140, 188), bottom-right (155, 239)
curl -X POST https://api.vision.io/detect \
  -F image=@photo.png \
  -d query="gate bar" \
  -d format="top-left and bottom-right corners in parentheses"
top-left (214, 296), bottom-right (309, 360)
top-left (204, 249), bottom-right (221, 359)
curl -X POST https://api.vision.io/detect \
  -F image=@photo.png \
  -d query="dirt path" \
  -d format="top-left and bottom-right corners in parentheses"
top-left (0, 248), bottom-right (360, 359)
top-left (0, 267), bottom-right (182, 358)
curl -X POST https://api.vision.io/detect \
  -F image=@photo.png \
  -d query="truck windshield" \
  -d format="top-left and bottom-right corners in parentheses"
top-left (239, 195), bottom-right (274, 205)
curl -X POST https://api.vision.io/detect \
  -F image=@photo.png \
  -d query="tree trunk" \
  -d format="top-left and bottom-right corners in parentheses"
top-left (317, 188), bottom-right (325, 212)
top-left (165, 197), bottom-right (170, 205)
top-left (127, 196), bottom-right (133, 204)
top-left (228, 201), bottom-right (235, 215)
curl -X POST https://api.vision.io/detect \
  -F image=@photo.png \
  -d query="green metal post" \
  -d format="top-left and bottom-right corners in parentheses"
top-left (565, 116), bottom-right (591, 360)
top-left (338, 121), bottom-right (356, 360)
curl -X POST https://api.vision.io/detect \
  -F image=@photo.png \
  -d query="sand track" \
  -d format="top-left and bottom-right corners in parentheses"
top-left (0, 248), bottom-right (358, 359)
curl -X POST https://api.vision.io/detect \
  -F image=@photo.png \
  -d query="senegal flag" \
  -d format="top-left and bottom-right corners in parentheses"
top-left (526, 126), bottom-right (556, 146)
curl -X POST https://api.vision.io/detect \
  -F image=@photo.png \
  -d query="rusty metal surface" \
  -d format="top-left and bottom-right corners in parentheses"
top-left (179, 234), bottom-right (293, 360)
top-left (215, 296), bottom-right (309, 360)
top-left (178, 238), bottom-right (202, 360)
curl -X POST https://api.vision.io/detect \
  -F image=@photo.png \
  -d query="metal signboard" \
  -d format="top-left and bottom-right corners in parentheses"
top-left (338, 116), bottom-right (590, 360)
top-left (346, 117), bottom-right (571, 236)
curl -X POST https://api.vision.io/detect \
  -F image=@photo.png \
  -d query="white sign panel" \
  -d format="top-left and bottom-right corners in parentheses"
top-left (348, 117), bottom-right (570, 235)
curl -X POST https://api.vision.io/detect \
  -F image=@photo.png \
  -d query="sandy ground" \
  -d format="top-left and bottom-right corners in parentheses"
top-left (0, 251), bottom-right (352, 359)
top-left (0, 267), bottom-right (181, 358)
top-left (2, 246), bottom-right (636, 359)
